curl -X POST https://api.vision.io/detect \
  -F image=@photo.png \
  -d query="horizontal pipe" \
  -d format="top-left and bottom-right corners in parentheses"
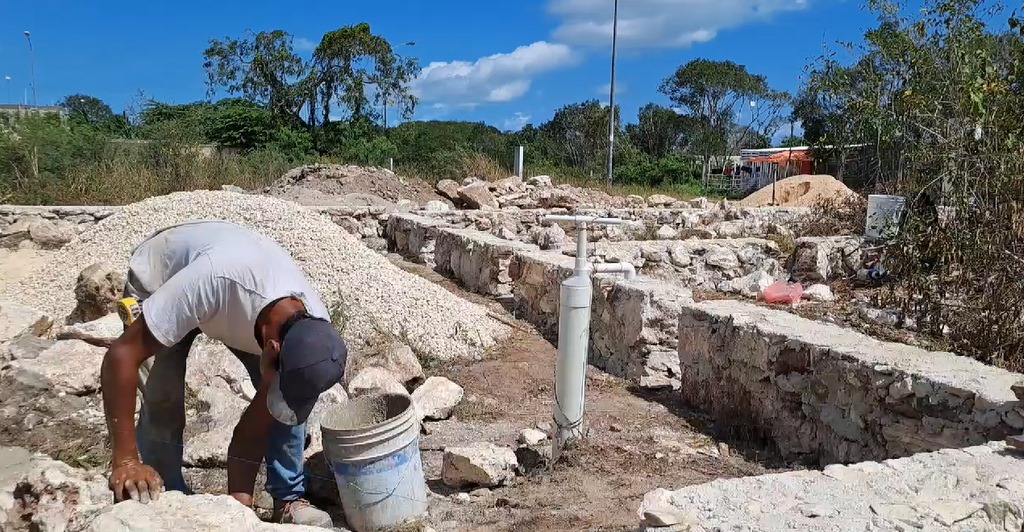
top-left (593, 262), bottom-right (636, 280)
top-left (542, 215), bottom-right (627, 225)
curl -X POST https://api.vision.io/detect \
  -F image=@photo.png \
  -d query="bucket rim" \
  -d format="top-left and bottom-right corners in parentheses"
top-left (321, 392), bottom-right (416, 434)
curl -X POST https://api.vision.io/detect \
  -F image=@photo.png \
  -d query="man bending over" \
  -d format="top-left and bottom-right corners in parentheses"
top-left (100, 220), bottom-right (347, 528)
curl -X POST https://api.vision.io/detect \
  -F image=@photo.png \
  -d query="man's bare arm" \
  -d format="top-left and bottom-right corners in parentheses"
top-left (101, 314), bottom-right (167, 501)
top-left (226, 375), bottom-right (277, 506)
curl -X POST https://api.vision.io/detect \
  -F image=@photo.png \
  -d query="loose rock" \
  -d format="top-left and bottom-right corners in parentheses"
top-left (10, 340), bottom-right (105, 394)
top-left (517, 428), bottom-right (547, 446)
top-left (56, 313), bottom-right (123, 347)
top-left (28, 219), bottom-right (77, 249)
top-left (70, 261), bottom-right (125, 324)
top-left (457, 183), bottom-right (499, 210)
top-left (803, 283), bottom-right (836, 302)
top-left (88, 491), bottom-right (328, 531)
top-left (345, 340), bottom-right (424, 387)
top-left (347, 367), bottom-right (409, 398)
top-left (647, 194), bottom-right (676, 207)
top-left (0, 300), bottom-right (52, 343)
top-left (0, 446), bottom-right (110, 532)
top-left (441, 443), bottom-right (518, 489)
top-left (412, 376), bottom-right (465, 421)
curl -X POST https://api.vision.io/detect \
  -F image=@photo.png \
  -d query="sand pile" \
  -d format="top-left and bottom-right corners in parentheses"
top-left (265, 164), bottom-right (443, 207)
top-left (738, 174), bottom-right (859, 207)
top-left (0, 191), bottom-right (507, 361)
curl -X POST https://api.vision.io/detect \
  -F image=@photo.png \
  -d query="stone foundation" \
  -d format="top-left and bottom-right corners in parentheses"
top-left (677, 299), bottom-right (1022, 464)
top-left (641, 441), bottom-right (1024, 531)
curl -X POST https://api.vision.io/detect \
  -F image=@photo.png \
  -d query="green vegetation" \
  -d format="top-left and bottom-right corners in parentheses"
top-left (0, 22), bottom-right (796, 205)
top-left (795, 0), bottom-right (1024, 367)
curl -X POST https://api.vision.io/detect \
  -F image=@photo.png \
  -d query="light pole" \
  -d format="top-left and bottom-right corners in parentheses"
top-left (4, 76), bottom-right (10, 104)
top-left (605, 0), bottom-right (619, 185)
top-left (383, 41), bottom-right (416, 129)
top-left (24, 31), bottom-right (37, 107)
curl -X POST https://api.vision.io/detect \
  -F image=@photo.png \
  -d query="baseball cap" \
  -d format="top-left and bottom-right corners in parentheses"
top-left (266, 314), bottom-right (348, 426)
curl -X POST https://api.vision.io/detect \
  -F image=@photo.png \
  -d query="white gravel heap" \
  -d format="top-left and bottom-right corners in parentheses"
top-left (0, 191), bottom-right (507, 361)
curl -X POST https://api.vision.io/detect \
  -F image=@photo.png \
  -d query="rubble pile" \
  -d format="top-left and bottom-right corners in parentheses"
top-left (264, 164), bottom-right (444, 208)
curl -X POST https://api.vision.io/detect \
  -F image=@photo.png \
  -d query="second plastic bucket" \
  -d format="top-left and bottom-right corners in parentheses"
top-left (320, 393), bottom-right (428, 532)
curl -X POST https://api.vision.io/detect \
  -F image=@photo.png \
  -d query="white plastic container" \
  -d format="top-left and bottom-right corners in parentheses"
top-left (320, 393), bottom-right (427, 532)
top-left (865, 194), bottom-right (907, 241)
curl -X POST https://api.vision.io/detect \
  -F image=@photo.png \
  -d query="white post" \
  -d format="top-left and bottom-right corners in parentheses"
top-left (388, 157), bottom-right (394, 172)
top-left (514, 145), bottom-right (524, 177)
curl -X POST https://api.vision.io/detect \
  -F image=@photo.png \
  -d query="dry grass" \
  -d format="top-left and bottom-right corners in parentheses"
top-left (795, 193), bottom-right (867, 237)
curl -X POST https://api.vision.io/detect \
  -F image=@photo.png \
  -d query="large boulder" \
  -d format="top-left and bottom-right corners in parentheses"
top-left (0, 446), bottom-right (111, 532)
top-left (435, 179), bottom-right (461, 202)
top-left (70, 262), bottom-right (126, 324)
top-left (0, 300), bottom-right (52, 344)
top-left (346, 367), bottom-right (409, 399)
top-left (28, 219), bottom-right (77, 249)
top-left (457, 183), bottom-right (499, 210)
top-left (344, 340), bottom-right (423, 387)
top-left (441, 443), bottom-right (518, 489)
top-left (10, 340), bottom-right (106, 395)
top-left (412, 376), bottom-right (464, 421)
top-left (88, 491), bottom-right (328, 531)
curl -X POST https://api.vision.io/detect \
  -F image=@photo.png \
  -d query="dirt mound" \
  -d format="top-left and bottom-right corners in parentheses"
top-left (738, 174), bottom-right (858, 207)
top-left (264, 164), bottom-right (444, 207)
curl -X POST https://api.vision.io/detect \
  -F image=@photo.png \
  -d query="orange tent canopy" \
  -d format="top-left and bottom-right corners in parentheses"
top-left (749, 150), bottom-right (814, 164)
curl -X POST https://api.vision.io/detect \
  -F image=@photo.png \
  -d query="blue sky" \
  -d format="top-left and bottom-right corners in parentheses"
top-left (1, 0), bottom-right (879, 140)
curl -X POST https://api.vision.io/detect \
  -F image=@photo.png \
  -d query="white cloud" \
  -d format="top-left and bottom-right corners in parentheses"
top-left (503, 112), bottom-right (532, 131)
top-left (293, 37), bottom-right (316, 51)
top-left (548, 0), bottom-right (809, 49)
top-left (411, 41), bottom-right (579, 108)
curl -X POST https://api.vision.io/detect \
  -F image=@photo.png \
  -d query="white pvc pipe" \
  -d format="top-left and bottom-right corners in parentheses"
top-left (593, 262), bottom-right (636, 280)
top-left (548, 215), bottom-right (627, 463)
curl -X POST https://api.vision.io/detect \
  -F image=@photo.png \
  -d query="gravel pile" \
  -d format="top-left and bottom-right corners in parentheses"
top-left (0, 191), bottom-right (507, 361)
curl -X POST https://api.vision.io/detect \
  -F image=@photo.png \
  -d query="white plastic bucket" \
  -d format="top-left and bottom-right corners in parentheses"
top-left (320, 393), bottom-right (428, 532)
top-left (865, 194), bottom-right (907, 241)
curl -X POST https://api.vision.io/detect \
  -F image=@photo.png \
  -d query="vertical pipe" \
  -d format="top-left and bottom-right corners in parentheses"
top-left (605, 0), bottom-right (619, 186)
top-left (552, 223), bottom-right (593, 458)
top-left (515, 145), bottom-right (525, 178)
top-left (389, 157), bottom-right (394, 172)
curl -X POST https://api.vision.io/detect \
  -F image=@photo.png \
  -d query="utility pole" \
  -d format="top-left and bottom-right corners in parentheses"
top-left (4, 76), bottom-right (10, 104)
top-left (24, 31), bottom-right (37, 107)
top-left (605, 0), bottom-right (619, 186)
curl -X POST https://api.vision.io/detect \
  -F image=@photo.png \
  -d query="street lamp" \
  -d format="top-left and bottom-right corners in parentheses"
top-left (24, 31), bottom-right (37, 107)
top-left (383, 41), bottom-right (416, 129)
top-left (605, 0), bottom-right (619, 186)
top-left (4, 76), bottom-right (10, 104)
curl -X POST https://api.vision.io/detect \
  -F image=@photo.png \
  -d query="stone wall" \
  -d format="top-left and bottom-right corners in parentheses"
top-left (579, 238), bottom-right (783, 292)
top-left (640, 441), bottom-right (1024, 531)
top-left (420, 205), bottom-right (808, 246)
top-left (386, 213), bottom-right (694, 389)
top-left (787, 235), bottom-right (866, 282)
top-left (677, 299), bottom-right (1022, 464)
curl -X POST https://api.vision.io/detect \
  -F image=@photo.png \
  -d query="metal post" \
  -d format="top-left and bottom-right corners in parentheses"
top-left (514, 146), bottom-right (525, 177)
top-left (4, 76), bottom-right (10, 104)
top-left (605, 0), bottom-right (619, 186)
top-left (24, 32), bottom-right (36, 107)
top-left (389, 157), bottom-right (394, 172)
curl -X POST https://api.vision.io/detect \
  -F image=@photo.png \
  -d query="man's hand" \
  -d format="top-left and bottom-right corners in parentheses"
top-left (110, 459), bottom-right (164, 503)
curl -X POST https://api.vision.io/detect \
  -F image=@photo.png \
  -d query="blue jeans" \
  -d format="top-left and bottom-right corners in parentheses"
top-left (133, 328), bottom-right (308, 502)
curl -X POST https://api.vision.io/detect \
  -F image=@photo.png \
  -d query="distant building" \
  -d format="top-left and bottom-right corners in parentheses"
top-left (0, 104), bottom-right (68, 121)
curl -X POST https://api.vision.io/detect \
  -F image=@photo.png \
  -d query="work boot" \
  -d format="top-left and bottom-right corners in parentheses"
top-left (271, 498), bottom-right (334, 528)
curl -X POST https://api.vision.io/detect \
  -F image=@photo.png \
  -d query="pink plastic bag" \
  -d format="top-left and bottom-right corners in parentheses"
top-left (759, 281), bottom-right (803, 305)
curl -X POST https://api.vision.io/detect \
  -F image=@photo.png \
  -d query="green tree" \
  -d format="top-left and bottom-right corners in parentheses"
top-left (659, 59), bottom-right (788, 180)
top-left (538, 100), bottom-right (632, 176)
top-left (311, 23), bottom-right (419, 127)
top-left (58, 94), bottom-right (115, 126)
top-left (625, 104), bottom-right (693, 159)
top-left (202, 30), bottom-right (309, 126)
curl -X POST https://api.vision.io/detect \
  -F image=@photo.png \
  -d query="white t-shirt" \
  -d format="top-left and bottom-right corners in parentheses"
top-left (127, 220), bottom-right (330, 354)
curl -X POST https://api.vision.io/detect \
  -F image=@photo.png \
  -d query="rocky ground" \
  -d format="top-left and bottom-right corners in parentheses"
top-left (0, 252), bottom-right (782, 531)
